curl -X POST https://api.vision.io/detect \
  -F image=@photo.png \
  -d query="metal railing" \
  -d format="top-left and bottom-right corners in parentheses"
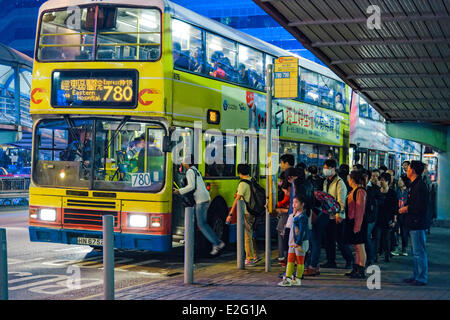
top-left (0, 96), bottom-right (32, 128)
top-left (0, 177), bottom-right (30, 203)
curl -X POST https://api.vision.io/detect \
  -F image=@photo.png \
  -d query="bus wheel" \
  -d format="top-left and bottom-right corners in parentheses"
top-left (207, 197), bottom-right (229, 244)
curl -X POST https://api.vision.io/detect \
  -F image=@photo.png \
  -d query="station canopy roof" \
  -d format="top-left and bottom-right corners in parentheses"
top-left (253, 0), bottom-right (450, 125)
top-left (0, 43), bottom-right (33, 69)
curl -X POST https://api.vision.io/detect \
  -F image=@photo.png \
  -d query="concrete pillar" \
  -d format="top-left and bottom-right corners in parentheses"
top-left (437, 126), bottom-right (450, 223)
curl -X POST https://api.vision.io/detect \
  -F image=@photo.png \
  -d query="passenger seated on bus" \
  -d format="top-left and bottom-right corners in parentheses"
top-left (209, 51), bottom-right (226, 79)
top-left (249, 70), bottom-right (264, 90)
top-left (146, 47), bottom-right (159, 61)
top-left (173, 42), bottom-right (190, 69)
top-left (189, 47), bottom-right (205, 74)
top-left (220, 56), bottom-right (234, 81)
top-left (60, 130), bottom-right (92, 164)
top-left (148, 48), bottom-right (160, 60)
top-left (238, 63), bottom-right (250, 86)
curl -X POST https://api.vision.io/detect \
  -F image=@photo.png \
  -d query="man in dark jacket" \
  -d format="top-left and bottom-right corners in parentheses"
top-left (306, 165), bottom-right (324, 192)
top-left (363, 169), bottom-right (382, 265)
top-left (376, 172), bottom-right (399, 263)
top-left (399, 161), bottom-right (429, 286)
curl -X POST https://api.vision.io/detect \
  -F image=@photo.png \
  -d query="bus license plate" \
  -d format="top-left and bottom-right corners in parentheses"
top-left (77, 237), bottom-right (103, 246)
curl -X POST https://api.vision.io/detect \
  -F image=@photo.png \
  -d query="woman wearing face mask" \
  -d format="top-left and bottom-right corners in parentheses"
top-left (323, 160), bottom-right (353, 270)
top-left (305, 160), bottom-right (353, 275)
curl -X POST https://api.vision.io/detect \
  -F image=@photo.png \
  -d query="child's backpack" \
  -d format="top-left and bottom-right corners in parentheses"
top-left (313, 190), bottom-right (341, 221)
top-left (239, 178), bottom-right (266, 217)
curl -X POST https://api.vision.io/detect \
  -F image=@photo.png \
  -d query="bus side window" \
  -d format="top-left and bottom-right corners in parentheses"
top-left (206, 33), bottom-right (237, 81)
top-left (172, 20), bottom-right (204, 74)
top-left (238, 44), bottom-right (263, 90)
top-left (205, 134), bottom-right (236, 177)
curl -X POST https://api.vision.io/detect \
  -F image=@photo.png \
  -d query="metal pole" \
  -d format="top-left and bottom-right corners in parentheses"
top-left (103, 215), bottom-right (114, 300)
top-left (14, 65), bottom-right (21, 127)
top-left (265, 64), bottom-right (273, 272)
top-left (184, 206), bottom-right (194, 284)
top-left (236, 199), bottom-right (245, 269)
top-left (420, 144), bottom-right (424, 163)
top-left (0, 228), bottom-right (7, 300)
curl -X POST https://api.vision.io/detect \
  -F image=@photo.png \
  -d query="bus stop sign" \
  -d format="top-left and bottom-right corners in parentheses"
top-left (274, 57), bottom-right (298, 99)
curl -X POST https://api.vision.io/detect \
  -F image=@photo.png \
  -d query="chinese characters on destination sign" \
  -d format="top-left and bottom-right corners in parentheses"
top-left (52, 70), bottom-right (137, 107)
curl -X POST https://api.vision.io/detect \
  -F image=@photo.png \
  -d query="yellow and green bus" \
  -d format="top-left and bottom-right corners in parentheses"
top-left (29, 0), bottom-right (350, 253)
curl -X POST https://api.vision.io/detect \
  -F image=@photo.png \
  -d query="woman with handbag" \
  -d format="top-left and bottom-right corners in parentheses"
top-left (173, 156), bottom-right (225, 256)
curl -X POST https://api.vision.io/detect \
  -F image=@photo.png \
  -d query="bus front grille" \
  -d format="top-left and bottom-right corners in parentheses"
top-left (63, 208), bottom-right (119, 228)
top-left (66, 199), bottom-right (117, 209)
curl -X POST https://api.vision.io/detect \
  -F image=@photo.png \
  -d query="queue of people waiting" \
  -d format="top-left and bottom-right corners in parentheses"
top-left (171, 152), bottom-right (433, 288)
top-left (274, 155), bottom-right (433, 287)
top-left (173, 42), bottom-right (265, 90)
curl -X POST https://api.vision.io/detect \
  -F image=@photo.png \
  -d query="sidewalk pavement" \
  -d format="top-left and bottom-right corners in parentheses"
top-left (90, 227), bottom-right (450, 300)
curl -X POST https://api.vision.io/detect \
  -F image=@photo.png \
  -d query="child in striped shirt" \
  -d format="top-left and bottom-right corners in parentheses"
top-left (278, 194), bottom-right (311, 287)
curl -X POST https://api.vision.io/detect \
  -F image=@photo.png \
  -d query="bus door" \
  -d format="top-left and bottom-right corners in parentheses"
top-left (145, 125), bottom-right (165, 186)
top-left (171, 127), bottom-right (194, 240)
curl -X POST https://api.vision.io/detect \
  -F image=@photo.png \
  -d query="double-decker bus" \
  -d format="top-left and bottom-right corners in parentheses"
top-left (29, 0), bottom-right (350, 253)
top-left (350, 93), bottom-right (421, 177)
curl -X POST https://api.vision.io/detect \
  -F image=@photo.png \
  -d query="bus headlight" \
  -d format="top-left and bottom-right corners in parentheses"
top-left (129, 215), bottom-right (148, 228)
top-left (40, 208), bottom-right (57, 221)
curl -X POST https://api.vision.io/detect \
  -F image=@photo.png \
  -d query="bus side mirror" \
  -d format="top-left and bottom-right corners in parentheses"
top-left (163, 127), bottom-right (178, 152)
top-left (162, 136), bottom-right (173, 153)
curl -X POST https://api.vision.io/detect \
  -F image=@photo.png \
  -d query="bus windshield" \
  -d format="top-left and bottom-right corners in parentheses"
top-left (34, 118), bottom-right (166, 192)
top-left (37, 6), bottom-right (161, 61)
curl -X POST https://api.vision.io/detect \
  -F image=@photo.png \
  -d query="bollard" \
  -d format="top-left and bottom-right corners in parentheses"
top-left (265, 207), bottom-right (271, 272)
top-left (236, 199), bottom-right (245, 269)
top-left (184, 206), bottom-right (195, 284)
top-left (103, 215), bottom-right (114, 300)
top-left (0, 228), bottom-right (7, 300)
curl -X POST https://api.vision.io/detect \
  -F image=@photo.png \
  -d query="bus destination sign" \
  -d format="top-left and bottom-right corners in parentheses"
top-left (52, 70), bottom-right (138, 108)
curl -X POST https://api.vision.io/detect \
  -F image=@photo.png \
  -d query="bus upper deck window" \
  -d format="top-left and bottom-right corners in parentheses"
top-left (38, 6), bottom-right (160, 62)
